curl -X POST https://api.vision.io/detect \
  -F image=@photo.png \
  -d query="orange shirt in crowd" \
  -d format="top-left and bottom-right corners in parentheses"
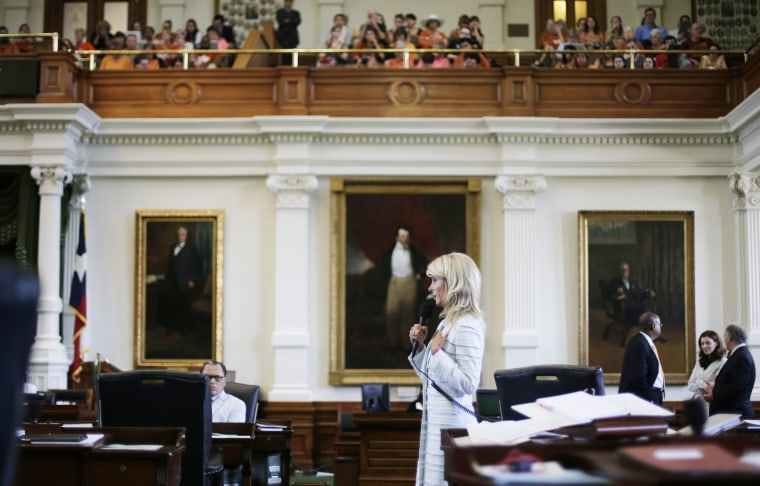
top-left (100, 55), bottom-right (133, 70)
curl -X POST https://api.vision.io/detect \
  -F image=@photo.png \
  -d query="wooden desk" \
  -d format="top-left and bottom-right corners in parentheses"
top-left (16, 426), bottom-right (184, 486)
top-left (334, 412), bottom-right (421, 486)
top-left (442, 429), bottom-right (760, 485)
top-left (252, 422), bottom-right (293, 486)
top-left (211, 421), bottom-right (294, 486)
top-left (212, 422), bottom-right (256, 486)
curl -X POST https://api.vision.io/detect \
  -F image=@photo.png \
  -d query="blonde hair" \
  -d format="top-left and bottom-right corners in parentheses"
top-left (426, 252), bottom-right (482, 324)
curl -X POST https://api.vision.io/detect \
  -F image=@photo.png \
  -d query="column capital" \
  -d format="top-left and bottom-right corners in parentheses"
top-left (495, 175), bottom-right (546, 210)
top-left (31, 167), bottom-right (72, 196)
top-left (69, 174), bottom-right (91, 210)
top-left (729, 172), bottom-right (760, 210)
top-left (266, 173), bottom-right (318, 208)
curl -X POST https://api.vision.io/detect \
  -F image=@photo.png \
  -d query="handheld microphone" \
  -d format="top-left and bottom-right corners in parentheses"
top-left (411, 303), bottom-right (435, 355)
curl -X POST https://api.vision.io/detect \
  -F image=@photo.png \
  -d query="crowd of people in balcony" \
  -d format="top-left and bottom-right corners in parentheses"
top-left (0, 6), bottom-right (735, 71)
top-left (534, 8), bottom-right (727, 69)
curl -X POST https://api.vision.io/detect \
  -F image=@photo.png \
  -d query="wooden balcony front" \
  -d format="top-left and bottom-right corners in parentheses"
top-left (2, 51), bottom-right (759, 119)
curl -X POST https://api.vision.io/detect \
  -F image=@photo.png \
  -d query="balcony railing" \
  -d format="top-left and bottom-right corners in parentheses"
top-left (1, 32), bottom-right (759, 119)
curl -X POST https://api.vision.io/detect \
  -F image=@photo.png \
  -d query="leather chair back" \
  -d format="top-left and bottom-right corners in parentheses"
top-left (494, 365), bottom-right (605, 420)
top-left (98, 371), bottom-right (212, 486)
top-left (224, 382), bottom-right (260, 423)
top-left (0, 262), bottom-right (38, 486)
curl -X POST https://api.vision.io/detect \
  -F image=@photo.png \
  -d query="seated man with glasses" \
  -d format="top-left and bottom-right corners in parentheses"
top-left (200, 360), bottom-right (246, 422)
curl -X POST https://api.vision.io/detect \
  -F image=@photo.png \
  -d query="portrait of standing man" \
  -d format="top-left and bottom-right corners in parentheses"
top-left (380, 227), bottom-right (428, 350)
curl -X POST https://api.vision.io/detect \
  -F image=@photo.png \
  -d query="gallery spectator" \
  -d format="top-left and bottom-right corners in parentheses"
top-left (680, 22), bottom-right (715, 68)
top-left (634, 7), bottom-right (667, 44)
top-left (317, 25), bottom-right (350, 67)
top-left (699, 44), bottom-right (727, 69)
top-left (580, 16), bottom-right (604, 48)
top-left (418, 14), bottom-right (447, 49)
top-left (183, 19), bottom-right (202, 47)
top-left (0, 26), bottom-right (20, 54)
top-left (357, 9), bottom-right (388, 47)
top-left (276, 0), bottom-right (301, 65)
top-left (100, 36), bottom-right (133, 70)
top-left (211, 14), bottom-right (235, 46)
top-left (404, 13), bottom-right (421, 46)
top-left (469, 16), bottom-right (484, 46)
top-left (91, 19), bottom-right (113, 50)
top-left (605, 15), bottom-right (623, 44)
top-left (325, 13), bottom-right (354, 48)
top-left (354, 28), bottom-right (387, 68)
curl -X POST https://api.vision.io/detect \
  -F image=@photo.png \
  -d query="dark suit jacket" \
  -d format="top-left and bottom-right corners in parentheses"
top-left (275, 8), bottom-right (301, 48)
top-left (167, 243), bottom-right (202, 294)
top-left (710, 345), bottom-right (756, 418)
top-left (619, 332), bottom-right (662, 404)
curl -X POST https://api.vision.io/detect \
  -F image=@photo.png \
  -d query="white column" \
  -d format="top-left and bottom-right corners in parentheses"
top-left (28, 166), bottom-right (71, 391)
top-left (478, 0), bottom-right (507, 49)
top-left (728, 172), bottom-right (760, 399)
top-left (265, 173), bottom-right (318, 401)
top-left (495, 175), bottom-right (546, 368)
top-left (729, 173), bottom-right (760, 344)
top-left (62, 174), bottom-right (90, 363)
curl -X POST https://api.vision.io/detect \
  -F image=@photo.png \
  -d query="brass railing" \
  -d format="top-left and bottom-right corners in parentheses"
top-left (0, 32), bottom-right (58, 52)
top-left (0, 32), bottom-right (750, 71)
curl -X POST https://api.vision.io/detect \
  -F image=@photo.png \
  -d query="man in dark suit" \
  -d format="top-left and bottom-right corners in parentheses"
top-left (160, 226), bottom-right (202, 333)
top-left (607, 261), bottom-right (656, 324)
top-left (704, 324), bottom-right (756, 418)
top-left (619, 312), bottom-right (665, 405)
top-left (275, 0), bottom-right (301, 65)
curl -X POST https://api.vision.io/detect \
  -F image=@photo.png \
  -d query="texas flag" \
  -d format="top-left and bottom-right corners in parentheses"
top-left (69, 209), bottom-right (88, 383)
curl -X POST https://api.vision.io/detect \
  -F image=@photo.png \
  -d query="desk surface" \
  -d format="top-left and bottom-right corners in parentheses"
top-left (16, 426), bottom-right (184, 486)
top-left (443, 429), bottom-right (760, 485)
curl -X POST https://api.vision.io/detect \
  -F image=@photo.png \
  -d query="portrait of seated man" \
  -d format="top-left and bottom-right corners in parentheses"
top-left (606, 261), bottom-right (656, 324)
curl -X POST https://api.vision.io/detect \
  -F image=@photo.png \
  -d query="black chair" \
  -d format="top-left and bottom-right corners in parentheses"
top-left (98, 371), bottom-right (223, 486)
top-left (0, 261), bottom-right (39, 486)
top-left (224, 382), bottom-right (260, 423)
top-left (475, 389), bottom-right (501, 422)
top-left (494, 365), bottom-right (605, 420)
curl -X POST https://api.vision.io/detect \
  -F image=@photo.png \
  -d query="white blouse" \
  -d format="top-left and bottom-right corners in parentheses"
top-left (687, 356), bottom-right (726, 398)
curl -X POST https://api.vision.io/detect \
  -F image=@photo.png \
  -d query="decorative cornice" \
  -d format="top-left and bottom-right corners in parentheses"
top-left (266, 133), bottom-right (319, 144)
top-left (314, 133), bottom-right (495, 145)
top-left (74, 131), bottom-right (739, 148)
top-left (83, 134), bottom-right (269, 146)
top-left (0, 121), bottom-right (25, 133)
top-left (265, 174), bottom-right (318, 209)
top-left (495, 175), bottom-right (547, 210)
top-left (494, 133), bottom-right (736, 145)
top-left (729, 172), bottom-right (760, 210)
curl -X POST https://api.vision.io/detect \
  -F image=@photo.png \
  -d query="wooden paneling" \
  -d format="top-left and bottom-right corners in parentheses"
top-left (4, 52), bottom-right (756, 118)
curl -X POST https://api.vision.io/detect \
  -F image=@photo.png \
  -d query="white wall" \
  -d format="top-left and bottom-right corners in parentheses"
top-left (86, 176), bottom-right (278, 391)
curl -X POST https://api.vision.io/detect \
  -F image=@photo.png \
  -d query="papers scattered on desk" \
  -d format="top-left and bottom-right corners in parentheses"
top-left (466, 417), bottom-right (570, 446)
top-left (513, 391), bottom-right (673, 425)
top-left (100, 443), bottom-right (164, 451)
top-left (23, 433), bottom-right (104, 446)
top-left (256, 422), bottom-right (288, 431)
top-left (678, 413), bottom-right (741, 436)
top-left (475, 461), bottom-right (610, 484)
top-left (212, 433), bottom-right (252, 439)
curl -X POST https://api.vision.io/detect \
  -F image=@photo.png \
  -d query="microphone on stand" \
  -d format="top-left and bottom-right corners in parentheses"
top-left (411, 303), bottom-right (435, 355)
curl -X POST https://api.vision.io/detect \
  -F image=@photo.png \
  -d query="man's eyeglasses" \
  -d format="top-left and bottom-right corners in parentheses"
top-left (206, 375), bottom-right (225, 382)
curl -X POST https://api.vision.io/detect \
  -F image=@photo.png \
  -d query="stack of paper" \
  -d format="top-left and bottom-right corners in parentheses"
top-left (513, 391), bottom-right (672, 425)
top-left (463, 392), bottom-right (673, 446)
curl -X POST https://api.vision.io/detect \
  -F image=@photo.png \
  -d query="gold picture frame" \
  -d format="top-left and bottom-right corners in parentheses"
top-left (579, 210), bottom-right (695, 384)
top-left (135, 210), bottom-right (224, 369)
top-left (329, 178), bottom-right (481, 385)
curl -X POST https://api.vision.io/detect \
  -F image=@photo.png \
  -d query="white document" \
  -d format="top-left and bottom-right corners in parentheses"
top-left (512, 391), bottom-right (673, 426)
top-left (100, 443), bottom-right (164, 451)
top-left (466, 418), bottom-right (569, 446)
top-left (678, 413), bottom-right (741, 436)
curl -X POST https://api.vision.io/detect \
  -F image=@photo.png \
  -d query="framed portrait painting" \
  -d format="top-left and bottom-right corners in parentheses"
top-left (135, 210), bottom-right (224, 369)
top-left (579, 211), bottom-right (695, 384)
top-left (329, 178), bottom-right (481, 385)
